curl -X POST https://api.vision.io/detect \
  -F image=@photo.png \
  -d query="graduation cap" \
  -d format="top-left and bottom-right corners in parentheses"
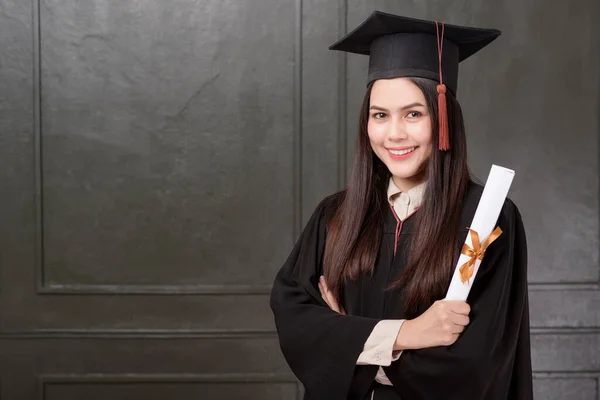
top-left (329, 11), bottom-right (501, 150)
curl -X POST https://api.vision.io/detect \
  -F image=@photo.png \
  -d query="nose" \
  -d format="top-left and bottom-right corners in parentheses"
top-left (388, 118), bottom-right (408, 140)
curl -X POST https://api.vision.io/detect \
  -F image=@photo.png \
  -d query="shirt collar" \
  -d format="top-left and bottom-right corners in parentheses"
top-left (387, 177), bottom-right (427, 208)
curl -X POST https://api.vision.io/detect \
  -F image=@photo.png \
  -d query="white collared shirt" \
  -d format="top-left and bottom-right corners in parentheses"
top-left (356, 178), bottom-right (427, 386)
top-left (387, 177), bottom-right (427, 220)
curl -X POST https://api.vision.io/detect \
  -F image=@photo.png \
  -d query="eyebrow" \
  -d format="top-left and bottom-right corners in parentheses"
top-left (369, 102), bottom-right (426, 112)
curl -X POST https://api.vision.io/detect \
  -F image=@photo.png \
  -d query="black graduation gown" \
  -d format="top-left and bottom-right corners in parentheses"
top-left (270, 182), bottom-right (533, 400)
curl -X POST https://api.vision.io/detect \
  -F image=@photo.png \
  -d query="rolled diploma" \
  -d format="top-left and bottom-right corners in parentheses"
top-left (445, 165), bottom-right (515, 301)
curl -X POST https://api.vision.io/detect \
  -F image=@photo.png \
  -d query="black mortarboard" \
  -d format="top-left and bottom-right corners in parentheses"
top-left (329, 11), bottom-right (500, 95)
top-left (329, 11), bottom-right (501, 150)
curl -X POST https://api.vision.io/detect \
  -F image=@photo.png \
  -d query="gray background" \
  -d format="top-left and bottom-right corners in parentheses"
top-left (0, 0), bottom-right (598, 398)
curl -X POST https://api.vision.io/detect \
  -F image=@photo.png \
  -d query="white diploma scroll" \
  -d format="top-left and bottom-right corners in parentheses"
top-left (445, 165), bottom-right (515, 301)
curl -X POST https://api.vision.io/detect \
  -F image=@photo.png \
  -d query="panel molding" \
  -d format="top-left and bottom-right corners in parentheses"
top-left (533, 372), bottom-right (600, 378)
top-left (33, 373), bottom-right (599, 400)
top-left (531, 328), bottom-right (600, 334)
top-left (32, 0), bottom-right (304, 296)
top-left (337, 0), bottom-right (348, 190)
top-left (36, 284), bottom-right (272, 295)
top-left (35, 282), bottom-right (599, 296)
top-left (38, 372), bottom-right (299, 382)
top-left (529, 283), bottom-right (600, 291)
top-left (1, 327), bottom-right (599, 338)
top-left (37, 373), bottom-right (302, 400)
top-left (293, 0), bottom-right (303, 237)
top-left (0, 329), bottom-right (279, 339)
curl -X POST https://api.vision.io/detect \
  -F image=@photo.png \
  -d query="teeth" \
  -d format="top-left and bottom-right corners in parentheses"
top-left (389, 147), bottom-right (415, 156)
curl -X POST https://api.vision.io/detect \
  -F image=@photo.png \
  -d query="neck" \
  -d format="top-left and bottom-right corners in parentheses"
top-left (392, 171), bottom-right (427, 192)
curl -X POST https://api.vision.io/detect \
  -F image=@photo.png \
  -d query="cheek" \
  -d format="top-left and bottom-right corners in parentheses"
top-left (419, 121), bottom-right (433, 158)
top-left (409, 120), bottom-right (433, 147)
top-left (367, 121), bottom-right (386, 145)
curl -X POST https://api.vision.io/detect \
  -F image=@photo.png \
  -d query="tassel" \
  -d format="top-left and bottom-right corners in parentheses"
top-left (437, 84), bottom-right (449, 151)
top-left (435, 21), bottom-right (450, 151)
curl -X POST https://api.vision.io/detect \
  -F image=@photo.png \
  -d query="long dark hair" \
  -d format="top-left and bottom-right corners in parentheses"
top-left (323, 77), bottom-right (470, 315)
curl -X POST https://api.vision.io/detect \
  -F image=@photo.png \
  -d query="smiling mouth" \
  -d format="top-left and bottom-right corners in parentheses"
top-left (388, 147), bottom-right (416, 156)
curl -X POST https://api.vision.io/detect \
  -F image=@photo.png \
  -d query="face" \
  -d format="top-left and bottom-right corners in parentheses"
top-left (367, 77), bottom-right (433, 192)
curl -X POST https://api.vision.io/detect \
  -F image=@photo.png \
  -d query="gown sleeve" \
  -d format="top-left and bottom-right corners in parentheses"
top-left (270, 196), bottom-right (382, 400)
top-left (384, 199), bottom-right (534, 400)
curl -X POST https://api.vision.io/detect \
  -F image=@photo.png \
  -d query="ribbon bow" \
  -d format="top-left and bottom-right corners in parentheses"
top-left (459, 227), bottom-right (503, 283)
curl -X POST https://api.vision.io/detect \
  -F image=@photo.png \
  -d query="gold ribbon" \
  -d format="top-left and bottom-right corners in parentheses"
top-left (459, 227), bottom-right (503, 283)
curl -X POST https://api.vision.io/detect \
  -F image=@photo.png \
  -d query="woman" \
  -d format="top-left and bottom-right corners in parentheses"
top-left (270, 11), bottom-right (533, 400)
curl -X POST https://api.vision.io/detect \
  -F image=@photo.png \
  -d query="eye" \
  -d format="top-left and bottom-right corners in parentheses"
top-left (406, 111), bottom-right (422, 119)
top-left (372, 112), bottom-right (387, 119)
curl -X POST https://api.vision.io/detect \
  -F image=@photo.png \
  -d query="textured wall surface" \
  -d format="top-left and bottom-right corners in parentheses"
top-left (0, 0), bottom-right (598, 398)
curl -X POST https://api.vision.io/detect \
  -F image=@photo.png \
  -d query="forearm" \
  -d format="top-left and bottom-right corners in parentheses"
top-left (393, 318), bottom-right (419, 351)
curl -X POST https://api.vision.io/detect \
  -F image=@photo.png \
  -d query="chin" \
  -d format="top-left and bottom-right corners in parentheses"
top-left (384, 161), bottom-right (417, 176)
top-left (390, 169), bottom-right (420, 179)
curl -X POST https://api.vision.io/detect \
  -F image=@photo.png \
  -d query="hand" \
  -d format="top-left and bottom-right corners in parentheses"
top-left (395, 300), bottom-right (470, 350)
top-left (318, 276), bottom-right (346, 315)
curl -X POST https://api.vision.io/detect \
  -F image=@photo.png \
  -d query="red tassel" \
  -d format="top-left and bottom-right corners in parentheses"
top-left (437, 84), bottom-right (450, 151)
top-left (435, 22), bottom-right (450, 151)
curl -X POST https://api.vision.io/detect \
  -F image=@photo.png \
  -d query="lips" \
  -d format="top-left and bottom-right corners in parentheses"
top-left (386, 146), bottom-right (417, 161)
top-left (388, 147), bottom-right (416, 156)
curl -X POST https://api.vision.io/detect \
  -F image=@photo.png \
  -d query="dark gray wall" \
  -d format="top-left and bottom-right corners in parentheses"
top-left (0, 0), bottom-right (598, 398)
top-left (345, 2), bottom-right (600, 399)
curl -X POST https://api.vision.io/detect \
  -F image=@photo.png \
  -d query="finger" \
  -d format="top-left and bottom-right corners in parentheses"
top-left (449, 333), bottom-right (460, 344)
top-left (443, 300), bottom-right (467, 312)
top-left (318, 282), bottom-right (332, 308)
top-left (320, 276), bottom-right (329, 292)
top-left (326, 290), bottom-right (341, 314)
top-left (450, 324), bottom-right (465, 334)
top-left (447, 301), bottom-right (470, 315)
top-left (320, 277), bottom-right (333, 302)
top-left (441, 332), bottom-right (460, 346)
top-left (320, 276), bottom-right (344, 314)
top-left (450, 313), bottom-right (470, 326)
top-left (325, 290), bottom-right (341, 313)
top-left (318, 277), bottom-right (329, 298)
